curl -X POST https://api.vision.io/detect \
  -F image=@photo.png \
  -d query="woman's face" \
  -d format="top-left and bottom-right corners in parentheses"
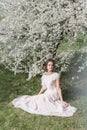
top-left (46, 61), bottom-right (54, 72)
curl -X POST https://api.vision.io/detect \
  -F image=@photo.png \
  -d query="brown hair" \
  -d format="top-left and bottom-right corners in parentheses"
top-left (44, 58), bottom-right (55, 72)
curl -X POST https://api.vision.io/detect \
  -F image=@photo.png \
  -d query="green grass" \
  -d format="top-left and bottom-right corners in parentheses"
top-left (0, 65), bottom-right (87, 130)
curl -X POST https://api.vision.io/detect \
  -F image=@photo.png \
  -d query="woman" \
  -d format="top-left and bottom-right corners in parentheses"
top-left (12, 58), bottom-right (77, 117)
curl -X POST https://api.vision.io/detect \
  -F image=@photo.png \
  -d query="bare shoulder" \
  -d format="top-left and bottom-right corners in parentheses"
top-left (42, 72), bottom-right (47, 76)
top-left (41, 72), bottom-right (46, 78)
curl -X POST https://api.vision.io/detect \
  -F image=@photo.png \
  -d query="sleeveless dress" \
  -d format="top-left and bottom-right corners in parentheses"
top-left (12, 72), bottom-right (77, 117)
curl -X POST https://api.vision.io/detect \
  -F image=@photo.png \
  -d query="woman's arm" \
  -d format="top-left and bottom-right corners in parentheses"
top-left (55, 78), bottom-right (69, 107)
top-left (39, 74), bottom-right (47, 94)
top-left (38, 88), bottom-right (46, 94)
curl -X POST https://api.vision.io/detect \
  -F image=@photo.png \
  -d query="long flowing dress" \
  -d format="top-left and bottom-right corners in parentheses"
top-left (12, 72), bottom-right (77, 117)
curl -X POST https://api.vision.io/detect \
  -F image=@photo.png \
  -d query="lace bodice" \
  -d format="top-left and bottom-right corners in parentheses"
top-left (41, 72), bottom-right (59, 89)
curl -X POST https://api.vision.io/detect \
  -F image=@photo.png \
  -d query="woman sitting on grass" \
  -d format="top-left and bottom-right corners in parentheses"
top-left (12, 58), bottom-right (77, 117)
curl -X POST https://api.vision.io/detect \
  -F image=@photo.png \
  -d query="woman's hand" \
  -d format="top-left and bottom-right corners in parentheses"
top-left (61, 101), bottom-right (69, 107)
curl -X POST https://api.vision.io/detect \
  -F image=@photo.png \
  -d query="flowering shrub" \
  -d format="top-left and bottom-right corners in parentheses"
top-left (0, 0), bottom-right (87, 79)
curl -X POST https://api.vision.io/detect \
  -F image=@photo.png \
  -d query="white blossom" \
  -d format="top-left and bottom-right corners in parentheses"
top-left (0, 0), bottom-right (87, 79)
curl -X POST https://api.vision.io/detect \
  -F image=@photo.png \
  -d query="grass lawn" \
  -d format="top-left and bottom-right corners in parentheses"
top-left (0, 65), bottom-right (87, 130)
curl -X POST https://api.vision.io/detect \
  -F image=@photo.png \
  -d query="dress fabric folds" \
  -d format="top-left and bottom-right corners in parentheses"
top-left (12, 72), bottom-right (77, 117)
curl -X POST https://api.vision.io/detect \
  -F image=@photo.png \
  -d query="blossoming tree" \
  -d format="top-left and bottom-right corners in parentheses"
top-left (0, 0), bottom-right (87, 79)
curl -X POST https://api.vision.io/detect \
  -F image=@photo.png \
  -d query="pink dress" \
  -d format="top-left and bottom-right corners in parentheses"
top-left (12, 72), bottom-right (77, 117)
